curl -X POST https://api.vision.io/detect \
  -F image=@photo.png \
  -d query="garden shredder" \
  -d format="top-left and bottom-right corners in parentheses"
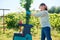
top-left (13, 0), bottom-right (33, 40)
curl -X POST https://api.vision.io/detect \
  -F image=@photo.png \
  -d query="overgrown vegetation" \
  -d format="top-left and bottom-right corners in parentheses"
top-left (4, 12), bottom-right (60, 31)
top-left (0, 12), bottom-right (60, 40)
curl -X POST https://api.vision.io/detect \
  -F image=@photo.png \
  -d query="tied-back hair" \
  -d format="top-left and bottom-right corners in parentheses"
top-left (40, 3), bottom-right (48, 10)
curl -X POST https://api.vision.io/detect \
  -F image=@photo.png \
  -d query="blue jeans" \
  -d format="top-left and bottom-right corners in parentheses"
top-left (41, 27), bottom-right (52, 40)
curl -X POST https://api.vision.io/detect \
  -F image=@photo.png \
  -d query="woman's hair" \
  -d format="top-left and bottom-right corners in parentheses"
top-left (40, 3), bottom-right (48, 10)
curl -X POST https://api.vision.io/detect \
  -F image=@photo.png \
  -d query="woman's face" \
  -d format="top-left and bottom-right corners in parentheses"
top-left (39, 5), bottom-right (46, 11)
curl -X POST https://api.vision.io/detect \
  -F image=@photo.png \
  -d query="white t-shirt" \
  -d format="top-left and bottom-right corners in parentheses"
top-left (33, 10), bottom-right (51, 27)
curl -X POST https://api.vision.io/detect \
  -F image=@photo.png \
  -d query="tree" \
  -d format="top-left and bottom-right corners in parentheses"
top-left (55, 7), bottom-right (60, 13)
top-left (20, 0), bottom-right (33, 10)
top-left (48, 7), bottom-right (56, 13)
top-left (20, 0), bottom-right (33, 24)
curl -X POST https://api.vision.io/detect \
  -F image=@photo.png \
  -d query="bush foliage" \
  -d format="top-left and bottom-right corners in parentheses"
top-left (5, 12), bottom-right (60, 31)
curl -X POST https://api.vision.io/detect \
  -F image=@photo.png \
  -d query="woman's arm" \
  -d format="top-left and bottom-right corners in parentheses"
top-left (31, 11), bottom-right (47, 17)
top-left (31, 12), bottom-right (43, 17)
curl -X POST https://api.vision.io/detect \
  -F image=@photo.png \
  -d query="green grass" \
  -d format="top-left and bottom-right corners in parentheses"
top-left (0, 28), bottom-right (60, 40)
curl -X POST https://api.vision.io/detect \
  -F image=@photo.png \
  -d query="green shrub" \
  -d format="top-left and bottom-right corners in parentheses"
top-left (5, 12), bottom-right (26, 29)
top-left (5, 13), bottom-right (19, 28)
top-left (50, 14), bottom-right (60, 31)
top-left (5, 12), bottom-right (60, 31)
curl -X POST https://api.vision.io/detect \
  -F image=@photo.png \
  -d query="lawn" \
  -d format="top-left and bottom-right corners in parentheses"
top-left (0, 28), bottom-right (60, 40)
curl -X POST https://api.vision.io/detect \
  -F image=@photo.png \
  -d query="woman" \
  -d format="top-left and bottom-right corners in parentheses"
top-left (31, 3), bottom-right (52, 40)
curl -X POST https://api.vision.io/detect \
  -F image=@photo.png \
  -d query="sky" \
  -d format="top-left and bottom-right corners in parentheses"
top-left (0, 0), bottom-right (60, 16)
